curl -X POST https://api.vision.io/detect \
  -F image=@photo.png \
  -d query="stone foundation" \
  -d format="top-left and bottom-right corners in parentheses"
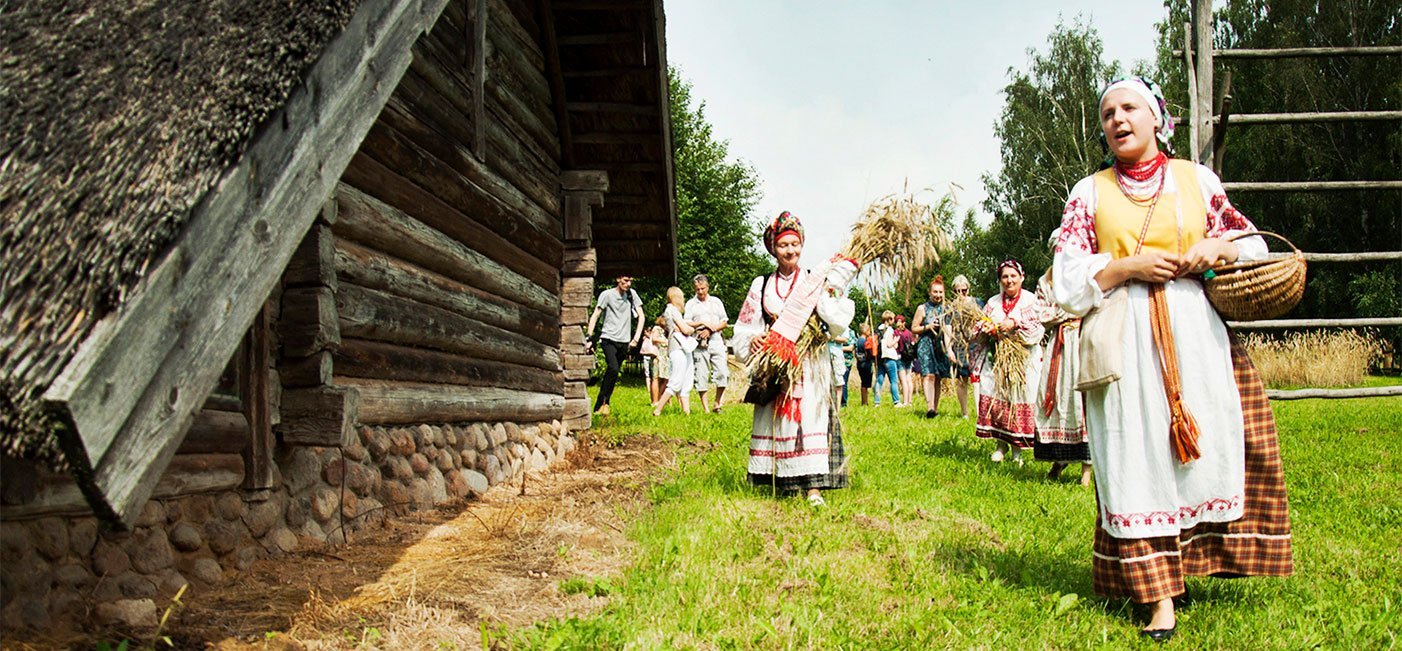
top-left (0, 419), bottom-right (575, 633)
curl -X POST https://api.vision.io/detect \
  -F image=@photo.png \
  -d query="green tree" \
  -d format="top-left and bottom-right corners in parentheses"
top-left (979, 19), bottom-right (1126, 291)
top-left (634, 69), bottom-right (772, 328)
top-left (1153, 0), bottom-right (1401, 352)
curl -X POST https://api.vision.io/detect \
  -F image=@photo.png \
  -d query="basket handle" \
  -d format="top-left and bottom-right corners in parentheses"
top-left (1223, 230), bottom-right (1300, 254)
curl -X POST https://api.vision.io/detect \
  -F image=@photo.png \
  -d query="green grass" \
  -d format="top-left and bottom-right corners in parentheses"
top-left (512, 379), bottom-right (1402, 649)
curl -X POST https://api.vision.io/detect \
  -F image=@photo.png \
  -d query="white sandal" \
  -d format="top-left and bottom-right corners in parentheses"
top-left (807, 493), bottom-right (827, 508)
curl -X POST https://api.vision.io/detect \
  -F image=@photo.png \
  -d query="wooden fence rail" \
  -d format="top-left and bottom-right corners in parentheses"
top-left (1229, 317), bottom-right (1402, 330)
top-left (1174, 45), bottom-right (1402, 59)
top-left (1221, 180), bottom-right (1402, 192)
top-left (1213, 110), bottom-right (1402, 124)
top-left (1266, 386), bottom-right (1402, 400)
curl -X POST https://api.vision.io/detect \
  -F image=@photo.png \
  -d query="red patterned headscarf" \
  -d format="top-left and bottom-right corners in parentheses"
top-left (763, 211), bottom-right (804, 256)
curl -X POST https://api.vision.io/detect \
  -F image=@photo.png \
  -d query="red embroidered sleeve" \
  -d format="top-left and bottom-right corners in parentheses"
top-left (1206, 194), bottom-right (1257, 237)
top-left (1054, 196), bottom-right (1097, 254)
top-left (737, 284), bottom-right (761, 325)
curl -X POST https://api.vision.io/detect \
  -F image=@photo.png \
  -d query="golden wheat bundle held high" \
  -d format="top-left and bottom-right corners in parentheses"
top-left (746, 188), bottom-right (952, 390)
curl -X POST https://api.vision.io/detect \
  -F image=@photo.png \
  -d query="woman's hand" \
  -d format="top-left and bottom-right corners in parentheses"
top-left (998, 318), bottom-right (1016, 337)
top-left (1097, 251), bottom-right (1180, 289)
top-left (750, 337), bottom-right (765, 354)
top-left (1178, 238), bottom-right (1239, 276)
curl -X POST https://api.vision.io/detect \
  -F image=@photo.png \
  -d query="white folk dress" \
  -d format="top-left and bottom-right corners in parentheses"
top-left (1053, 161), bottom-right (1267, 539)
top-left (972, 289), bottom-right (1044, 449)
top-left (733, 264), bottom-right (856, 492)
top-left (1033, 274), bottom-right (1089, 462)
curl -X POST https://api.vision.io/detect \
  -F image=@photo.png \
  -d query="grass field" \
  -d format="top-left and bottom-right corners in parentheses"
top-left (507, 378), bottom-right (1401, 649)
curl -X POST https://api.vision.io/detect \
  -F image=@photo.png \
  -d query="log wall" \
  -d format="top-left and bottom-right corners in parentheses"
top-left (333, 0), bottom-right (565, 426)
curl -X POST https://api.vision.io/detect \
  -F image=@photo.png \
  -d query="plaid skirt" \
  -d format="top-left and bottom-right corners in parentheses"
top-left (1091, 337), bottom-right (1293, 603)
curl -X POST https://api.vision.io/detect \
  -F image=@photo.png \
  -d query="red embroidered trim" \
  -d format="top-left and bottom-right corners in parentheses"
top-left (977, 394), bottom-right (1037, 435)
top-left (749, 447), bottom-right (831, 460)
top-left (1055, 197), bottom-right (1098, 254)
top-left (1103, 495), bottom-right (1243, 530)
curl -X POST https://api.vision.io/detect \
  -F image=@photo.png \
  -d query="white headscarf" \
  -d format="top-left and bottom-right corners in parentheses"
top-left (1099, 77), bottom-right (1176, 151)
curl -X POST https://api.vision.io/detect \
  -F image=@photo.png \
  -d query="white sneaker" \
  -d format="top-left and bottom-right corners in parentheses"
top-left (807, 493), bottom-right (827, 508)
top-left (990, 449), bottom-right (1005, 463)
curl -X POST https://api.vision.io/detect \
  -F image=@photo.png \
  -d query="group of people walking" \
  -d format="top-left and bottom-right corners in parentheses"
top-left (588, 76), bottom-right (1293, 639)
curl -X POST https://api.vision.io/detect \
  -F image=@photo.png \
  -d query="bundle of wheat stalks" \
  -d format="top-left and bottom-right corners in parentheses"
top-left (948, 293), bottom-right (1029, 400)
top-left (748, 189), bottom-right (950, 390)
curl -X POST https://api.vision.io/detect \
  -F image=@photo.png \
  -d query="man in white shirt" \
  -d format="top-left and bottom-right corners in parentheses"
top-left (585, 275), bottom-right (643, 416)
top-left (684, 274), bottom-right (729, 413)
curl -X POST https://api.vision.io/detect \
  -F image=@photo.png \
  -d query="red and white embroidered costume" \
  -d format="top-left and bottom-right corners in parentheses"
top-left (972, 289), bottom-right (1044, 449)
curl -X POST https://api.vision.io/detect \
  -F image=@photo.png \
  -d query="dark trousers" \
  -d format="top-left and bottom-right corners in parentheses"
top-left (594, 339), bottom-right (629, 410)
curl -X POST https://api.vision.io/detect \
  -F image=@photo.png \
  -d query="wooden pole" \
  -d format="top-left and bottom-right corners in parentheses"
top-left (1213, 110), bottom-right (1402, 124)
top-left (1222, 180), bottom-right (1402, 192)
top-left (1173, 45), bottom-right (1402, 59)
top-left (1266, 386), bottom-right (1402, 400)
top-left (1212, 71), bottom-right (1233, 175)
top-left (1193, 0), bottom-right (1215, 168)
top-left (1228, 317), bottom-right (1402, 329)
top-left (1183, 22), bottom-right (1199, 163)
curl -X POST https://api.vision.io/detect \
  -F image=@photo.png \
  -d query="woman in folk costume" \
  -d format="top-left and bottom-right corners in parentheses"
top-left (733, 212), bottom-right (858, 508)
top-left (971, 260), bottom-right (1044, 464)
top-left (1053, 76), bottom-right (1292, 640)
top-left (1033, 233), bottom-right (1092, 487)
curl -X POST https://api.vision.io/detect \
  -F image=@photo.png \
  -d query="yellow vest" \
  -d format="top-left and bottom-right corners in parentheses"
top-left (1092, 159), bottom-right (1206, 259)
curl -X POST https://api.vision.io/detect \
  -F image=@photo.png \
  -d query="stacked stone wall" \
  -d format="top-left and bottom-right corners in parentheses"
top-left (0, 420), bottom-right (575, 632)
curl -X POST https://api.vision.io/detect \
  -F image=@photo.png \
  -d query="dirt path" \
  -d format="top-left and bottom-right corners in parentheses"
top-left (157, 435), bottom-right (677, 650)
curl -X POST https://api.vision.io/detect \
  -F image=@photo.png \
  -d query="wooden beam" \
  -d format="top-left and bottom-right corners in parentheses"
top-left (1229, 317), bottom-right (1402, 329)
top-left (573, 131), bottom-right (657, 144)
top-left (470, 0), bottom-right (488, 157)
top-left (647, 0), bottom-right (678, 281)
top-left (0, 454), bottom-right (247, 521)
top-left (1266, 386), bottom-right (1402, 400)
top-left (567, 101), bottom-right (657, 114)
top-left (1173, 45), bottom-right (1402, 59)
top-left (240, 302), bottom-right (275, 490)
top-left (335, 338), bottom-right (563, 394)
top-left (1222, 180), bottom-right (1402, 192)
top-left (336, 283), bottom-right (562, 371)
top-left (1212, 110), bottom-right (1402, 124)
top-left (342, 378), bottom-right (564, 424)
top-left (280, 351), bottom-right (335, 388)
top-left (1286, 251), bottom-right (1402, 262)
top-left (1193, 0), bottom-right (1214, 168)
top-left (280, 287), bottom-right (340, 357)
top-left (280, 387), bottom-right (360, 447)
top-left (40, 0), bottom-right (449, 525)
top-left (552, 0), bottom-right (644, 10)
top-left (538, 0), bottom-right (575, 168)
top-left (562, 66), bottom-right (651, 78)
top-left (1183, 21), bottom-right (1199, 163)
top-left (561, 170), bottom-right (610, 192)
top-left (333, 183), bottom-right (561, 315)
top-left (558, 32), bottom-right (643, 46)
top-left (332, 236), bottom-right (558, 346)
top-left (178, 409), bottom-right (251, 455)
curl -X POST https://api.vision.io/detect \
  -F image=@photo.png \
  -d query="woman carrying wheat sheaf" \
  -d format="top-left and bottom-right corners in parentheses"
top-left (971, 259), bottom-right (1044, 463)
top-left (732, 211), bottom-right (857, 509)
top-left (1053, 76), bottom-right (1292, 640)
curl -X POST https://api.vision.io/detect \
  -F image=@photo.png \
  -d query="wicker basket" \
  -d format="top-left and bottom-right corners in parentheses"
top-left (1204, 231), bottom-right (1306, 321)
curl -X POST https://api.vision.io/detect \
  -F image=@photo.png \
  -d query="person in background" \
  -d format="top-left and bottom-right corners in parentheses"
top-left (895, 315), bottom-right (918, 408)
top-left (1033, 247), bottom-right (1093, 487)
top-left (972, 260), bottom-right (1044, 464)
top-left (840, 333), bottom-right (855, 407)
top-left (654, 316), bottom-right (670, 395)
top-left (874, 311), bottom-right (902, 406)
top-left (685, 274), bottom-right (730, 413)
top-left (853, 321), bottom-right (875, 406)
top-left (585, 274), bottom-right (643, 417)
top-left (640, 320), bottom-right (663, 404)
top-left (913, 276), bottom-right (955, 418)
top-left (653, 287), bottom-right (697, 416)
top-left (946, 274), bottom-right (980, 418)
top-left (830, 325), bottom-right (850, 408)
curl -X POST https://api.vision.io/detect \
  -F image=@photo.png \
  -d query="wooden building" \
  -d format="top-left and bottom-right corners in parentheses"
top-left (0, 0), bottom-right (674, 630)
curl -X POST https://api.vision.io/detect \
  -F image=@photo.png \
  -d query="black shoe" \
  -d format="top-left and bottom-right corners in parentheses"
top-left (1140, 627), bottom-right (1175, 642)
top-left (925, 410), bottom-right (937, 419)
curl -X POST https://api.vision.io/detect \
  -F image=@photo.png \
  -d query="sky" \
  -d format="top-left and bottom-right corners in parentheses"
top-left (664, 1), bottom-right (1173, 266)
